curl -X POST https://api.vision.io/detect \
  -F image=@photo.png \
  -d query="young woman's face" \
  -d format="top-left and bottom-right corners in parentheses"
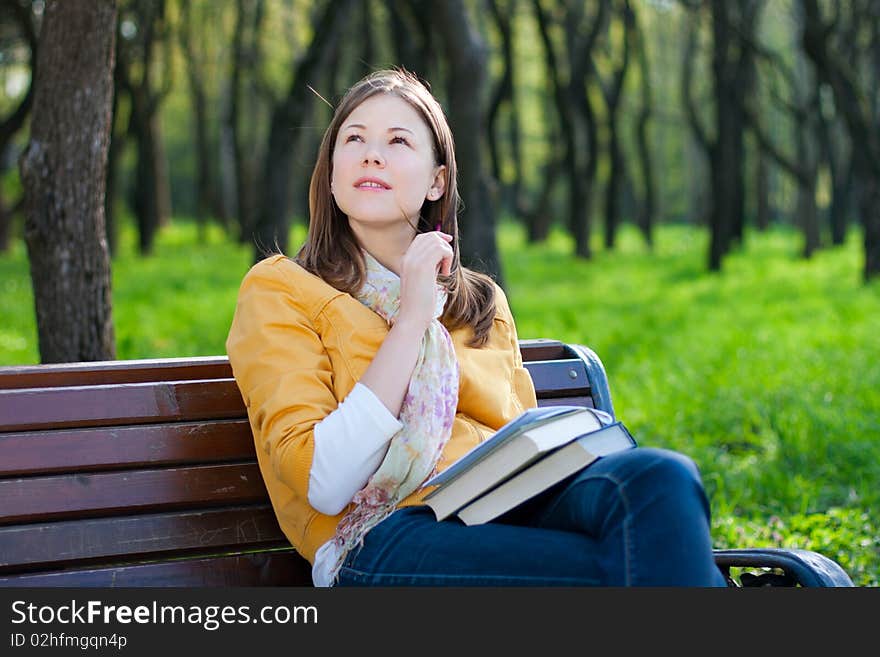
top-left (331, 94), bottom-right (444, 230)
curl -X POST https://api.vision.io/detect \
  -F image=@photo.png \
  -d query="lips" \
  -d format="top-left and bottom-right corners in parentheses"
top-left (353, 177), bottom-right (391, 190)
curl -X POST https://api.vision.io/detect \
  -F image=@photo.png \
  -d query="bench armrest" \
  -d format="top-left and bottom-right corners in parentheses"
top-left (713, 547), bottom-right (854, 587)
top-left (569, 344), bottom-right (616, 419)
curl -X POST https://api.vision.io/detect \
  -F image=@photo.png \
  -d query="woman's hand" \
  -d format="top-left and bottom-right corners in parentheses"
top-left (396, 231), bottom-right (454, 331)
top-left (360, 230), bottom-right (453, 417)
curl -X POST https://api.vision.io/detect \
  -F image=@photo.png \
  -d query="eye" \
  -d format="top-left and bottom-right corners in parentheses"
top-left (390, 135), bottom-right (410, 146)
top-left (345, 134), bottom-right (362, 143)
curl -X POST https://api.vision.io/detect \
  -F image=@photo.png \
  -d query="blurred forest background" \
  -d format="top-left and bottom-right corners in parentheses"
top-left (0, 0), bottom-right (878, 583)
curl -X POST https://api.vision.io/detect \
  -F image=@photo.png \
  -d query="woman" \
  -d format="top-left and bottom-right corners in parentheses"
top-left (226, 68), bottom-right (727, 587)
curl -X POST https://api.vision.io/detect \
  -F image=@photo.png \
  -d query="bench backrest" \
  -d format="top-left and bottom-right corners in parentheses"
top-left (0, 339), bottom-right (611, 587)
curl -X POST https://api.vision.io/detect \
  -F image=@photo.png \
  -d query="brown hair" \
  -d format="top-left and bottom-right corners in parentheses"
top-left (296, 68), bottom-right (496, 347)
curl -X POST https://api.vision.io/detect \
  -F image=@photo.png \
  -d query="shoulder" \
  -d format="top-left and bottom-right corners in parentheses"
top-left (239, 254), bottom-right (344, 317)
top-left (491, 281), bottom-right (515, 325)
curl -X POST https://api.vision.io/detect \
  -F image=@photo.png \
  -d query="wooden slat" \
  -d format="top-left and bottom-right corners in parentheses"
top-left (1, 362), bottom-right (589, 433)
top-left (519, 339), bottom-right (569, 362)
top-left (524, 360), bottom-right (591, 397)
top-left (0, 505), bottom-right (286, 571)
top-left (0, 463), bottom-right (268, 525)
top-left (537, 395), bottom-right (594, 409)
top-left (0, 356), bottom-right (232, 390)
top-left (0, 420), bottom-right (254, 477)
top-left (0, 379), bottom-right (246, 432)
top-left (0, 340), bottom-right (569, 390)
top-left (0, 551), bottom-right (312, 587)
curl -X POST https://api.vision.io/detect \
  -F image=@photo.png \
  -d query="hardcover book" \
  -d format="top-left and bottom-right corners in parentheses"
top-left (455, 421), bottom-right (637, 526)
top-left (421, 405), bottom-right (618, 521)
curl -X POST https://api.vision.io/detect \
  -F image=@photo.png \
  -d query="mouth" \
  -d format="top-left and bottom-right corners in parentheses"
top-left (354, 178), bottom-right (391, 190)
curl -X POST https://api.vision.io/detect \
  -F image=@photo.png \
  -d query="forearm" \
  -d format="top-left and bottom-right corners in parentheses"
top-left (359, 317), bottom-right (426, 418)
top-left (309, 383), bottom-right (403, 515)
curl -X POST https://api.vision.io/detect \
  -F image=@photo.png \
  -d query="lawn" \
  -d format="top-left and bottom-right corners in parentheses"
top-left (1, 219), bottom-right (878, 585)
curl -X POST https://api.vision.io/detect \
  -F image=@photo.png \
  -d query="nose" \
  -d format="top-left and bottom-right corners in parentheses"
top-left (362, 142), bottom-right (385, 167)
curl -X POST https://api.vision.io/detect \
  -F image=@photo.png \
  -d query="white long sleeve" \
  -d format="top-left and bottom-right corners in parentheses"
top-left (308, 382), bottom-right (403, 516)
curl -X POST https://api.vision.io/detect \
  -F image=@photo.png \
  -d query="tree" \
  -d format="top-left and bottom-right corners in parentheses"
top-left (0, 0), bottom-right (36, 253)
top-left (486, 0), bottom-right (525, 218)
top-left (250, 0), bottom-right (355, 262)
top-left (801, 0), bottom-right (880, 280)
top-left (434, 0), bottom-right (503, 282)
top-left (19, 0), bottom-right (117, 363)
top-left (682, 1), bottom-right (758, 271)
top-left (116, 0), bottom-right (173, 256)
top-left (596, 0), bottom-right (635, 250)
top-left (631, 0), bottom-right (656, 248)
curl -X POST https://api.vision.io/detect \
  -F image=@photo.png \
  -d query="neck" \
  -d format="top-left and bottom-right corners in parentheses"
top-left (349, 220), bottom-right (416, 275)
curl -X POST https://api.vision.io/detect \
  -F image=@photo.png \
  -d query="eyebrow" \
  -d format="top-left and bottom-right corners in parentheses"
top-left (342, 123), bottom-right (415, 135)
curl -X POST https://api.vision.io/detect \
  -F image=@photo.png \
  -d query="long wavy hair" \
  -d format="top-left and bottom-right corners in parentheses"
top-left (296, 68), bottom-right (496, 347)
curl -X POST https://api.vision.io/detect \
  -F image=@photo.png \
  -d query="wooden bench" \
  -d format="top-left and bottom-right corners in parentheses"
top-left (0, 339), bottom-right (853, 587)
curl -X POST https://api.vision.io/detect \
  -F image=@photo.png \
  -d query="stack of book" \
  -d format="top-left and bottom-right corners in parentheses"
top-left (421, 406), bottom-right (636, 525)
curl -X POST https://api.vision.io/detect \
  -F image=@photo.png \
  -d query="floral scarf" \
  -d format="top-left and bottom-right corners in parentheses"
top-left (328, 251), bottom-right (459, 582)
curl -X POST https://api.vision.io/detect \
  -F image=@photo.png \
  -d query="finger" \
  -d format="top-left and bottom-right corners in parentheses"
top-left (439, 246), bottom-right (453, 276)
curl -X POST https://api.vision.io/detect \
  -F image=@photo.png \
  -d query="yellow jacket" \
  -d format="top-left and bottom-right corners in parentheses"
top-left (226, 254), bottom-right (537, 564)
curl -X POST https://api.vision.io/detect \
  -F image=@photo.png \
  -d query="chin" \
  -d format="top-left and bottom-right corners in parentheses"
top-left (347, 210), bottom-right (419, 227)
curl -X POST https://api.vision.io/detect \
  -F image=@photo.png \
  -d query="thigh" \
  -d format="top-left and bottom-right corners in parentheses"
top-left (523, 447), bottom-right (708, 534)
top-left (335, 506), bottom-right (604, 586)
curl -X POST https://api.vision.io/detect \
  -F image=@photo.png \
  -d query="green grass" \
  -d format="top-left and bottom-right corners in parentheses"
top-left (1, 219), bottom-right (878, 585)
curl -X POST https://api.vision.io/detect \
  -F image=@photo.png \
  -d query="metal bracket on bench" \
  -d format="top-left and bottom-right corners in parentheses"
top-left (713, 548), bottom-right (855, 587)
top-left (568, 344), bottom-right (616, 419)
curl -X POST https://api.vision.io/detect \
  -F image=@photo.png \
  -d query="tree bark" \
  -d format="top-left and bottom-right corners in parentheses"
top-left (567, 0), bottom-right (609, 259)
top-left (251, 0), bottom-right (355, 262)
top-left (19, 0), bottom-right (117, 363)
top-left (801, 0), bottom-right (880, 280)
top-left (486, 0), bottom-right (524, 217)
top-left (601, 0), bottom-right (634, 251)
top-left (179, 0), bottom-right (216, 239)
top-left (754, 149), bottom-right (770, 231)
top-left (434, 0), bottom-right (502, 282)
top-left (632, 1), bottom-right (655, 247)
top-left (117, 0), bottom-right (172, 255)
top-left (0, 0), bottom-right (37, 253)
top-left (531, 0), bottom-right (576, 244)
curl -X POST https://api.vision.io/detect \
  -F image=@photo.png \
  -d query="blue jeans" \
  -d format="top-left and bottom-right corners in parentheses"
top-left (335, 447), bottom-right (728, 586)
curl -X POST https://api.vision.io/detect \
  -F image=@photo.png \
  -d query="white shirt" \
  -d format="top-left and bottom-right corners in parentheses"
top-left (308, 382), bottom-right (403, 586)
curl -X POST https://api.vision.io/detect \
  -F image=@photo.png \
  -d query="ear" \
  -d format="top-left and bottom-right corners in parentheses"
top-left (426, 165), bottom-right (446, 201)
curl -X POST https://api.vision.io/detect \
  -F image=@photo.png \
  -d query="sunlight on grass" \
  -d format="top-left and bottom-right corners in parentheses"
top-left (1, 219), bottom-right (878, 584)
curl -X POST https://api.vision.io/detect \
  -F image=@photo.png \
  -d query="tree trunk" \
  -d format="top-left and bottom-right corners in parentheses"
top-left (228, 0), bottom-right (263, 243)
top-left (602, 0), bottom-right (634, 251)
top-left (0, 0), bottom-right (36, 254)
top-left (801, 0), bottom-right (880, 280)
top-left (486, 0), bottom-right (521, 217)
top-left (105, 78), bottom-right (121, 257)
top-left (20, 0), bottom-right (117, 363)
top-left (532, 0), bottom-right (576, 245)
top-left (566, 0), bottom-right (609, 259)
top-left (755, 150), bottom-right (770, 231)
top-left (129, 100), bottom-right (161, 255)
top-left (525, 154), bottom-right (560, 243)
top-left (0, 185), bottom-right (12, 253)
top-left (434, 0), bottom-right (502, 282)
top-left (388, 1), bottom-right (422, 75)
top-left (251, 0), bottom-right (354, 263)
top-left (816, 105), bottom-right (852, 246)
top-left (633, 1), bottom-right (655, 248)
top-left (179, 0), bottom-right (215, 239)
top-left (708, 0), bottom-right (740, 270)
top-left (116, 0), bottom-right (171, 254)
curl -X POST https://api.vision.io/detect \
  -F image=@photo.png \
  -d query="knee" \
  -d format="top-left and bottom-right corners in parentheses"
top-left (626, 447), bottom-right (705, 493)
